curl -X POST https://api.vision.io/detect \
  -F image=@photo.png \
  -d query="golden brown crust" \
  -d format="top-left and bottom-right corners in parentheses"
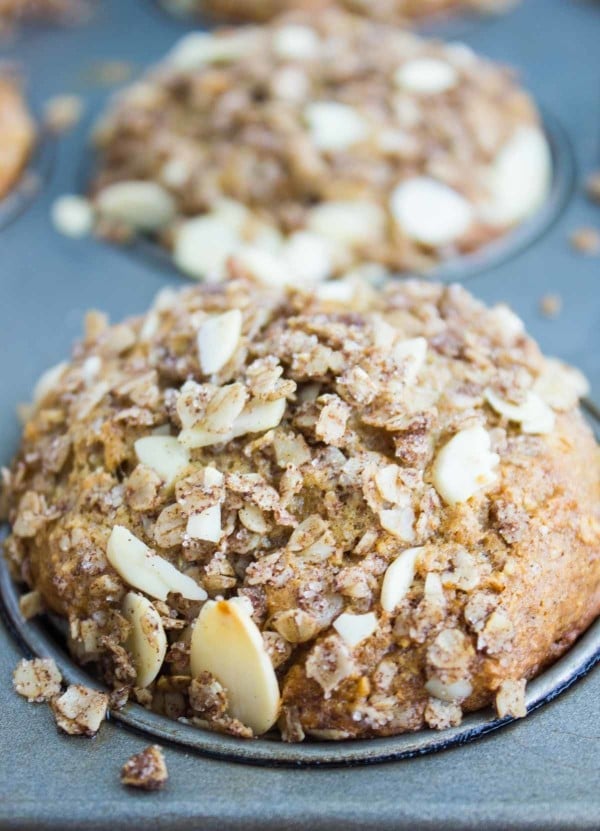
top-left (3, 276), bottom-right (599, 740)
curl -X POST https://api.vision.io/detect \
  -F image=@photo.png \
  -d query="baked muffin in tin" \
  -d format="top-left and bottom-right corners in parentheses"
top-left (3, 273), bottom-right (598, 740)
top-left (91, 8), bottom-right (550, 281)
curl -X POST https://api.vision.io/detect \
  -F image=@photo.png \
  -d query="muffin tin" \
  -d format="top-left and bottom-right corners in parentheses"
top-left (1, 0), bottom-right (599, 828)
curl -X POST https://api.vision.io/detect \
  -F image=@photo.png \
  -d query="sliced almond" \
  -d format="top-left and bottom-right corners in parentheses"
top-left (190, 598), bottom-right (280, 735)
top-left (425, 677), bottom-right (473, 703)
top-left (234, 245), bottom-right (288, 286)
top-left (379, 507), bottom-right (415, 542)
top-left (482, 126), bottom-right (551, 226)
top-left (395, 58), bottom-right (458, 95)
top-left (333, 611), bottom-right (378, 648)
top-left (33, 361), bottom-right (68, 406)
top-left (305, 101), bottom-right (369, 152)
top-left (174, 215), bottom-right (241, 281)
top-left (390, 176), bottom-right (474, 247)
top-left (134, 435), bottom-right (190, 486)
top-left (238, 503), bottom-right (269, 534)
top-left (283, 231), bottom-right (335, 284)
top-left (307, 200), bottom-right (386, 247)
top-left (123, 592), bottom-right (167, 688)
top-left (393, 337), bottom-right (427, 384)
top-left (532, 358), bottom-right (590, 411)
top-left (432, 425), bottom-right (499, 505)
top-left (272, 24), bottom-right (320, 61)
top-left (178, 397), bottom-right (286, 449)
top-left (167, 30), bottom-right (259, 70)
top-left (186, 504), bottom-right (222, 543)
top-left (197, 309), bottom-right (243, 375)
top-left (106, 525), bottom-right (207, 601)
top-left (485, 389), bottom-right (555, 434)
top-left (380, 546), bottom-right (422, 613)
top-left (96, 181), bottom-right (175, 231)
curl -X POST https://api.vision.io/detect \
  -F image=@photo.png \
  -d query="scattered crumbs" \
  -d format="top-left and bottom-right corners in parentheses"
top-left (18, 589), bottom-right (45, 620)
top-left (121, 745), bottom-right (168, 791)
top-left (13, 657), bottom-right (62, 702)
top-left (43, 94), bottom-right (84, 134)
top-left (569, 227), bottom-right (600, 256)
top-left (50, 684), bottom-right (109, 736)
top-left (586, 171), bottom-right (600, 205)
top-left (51, 194), bottom-right (94, 238)
top-left (539, 293), bottom-right (562, 319)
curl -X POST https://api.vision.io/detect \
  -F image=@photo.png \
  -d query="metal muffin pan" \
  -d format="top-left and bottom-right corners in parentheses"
top-left (0, 0), bottom-right (599, 828)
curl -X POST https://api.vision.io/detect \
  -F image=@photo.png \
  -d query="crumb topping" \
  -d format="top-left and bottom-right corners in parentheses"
top-left (3, 274), bottom-right (599, 741)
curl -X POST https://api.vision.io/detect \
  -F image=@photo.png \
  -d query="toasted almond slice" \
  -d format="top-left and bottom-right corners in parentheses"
top-left (51, 195), bottom-right (94, 239)
top-left (123, 592), bottom-right (168, 688)
top-left (178, 397), bottom-right (286, 449)
top-left (186, 504), bottom-right (222, 543)
top-left (305, 101), bottom-right (369, 152)
top-left (174, 215), bottom-right (241, 281)
top-left (107, 525), bottom-right (206, 601)
top-left (380, 546), bottom-right (422, 613)
top-left (283, 231), bottom-right (336, 284)
top-left (482, 126), bottom-right (551, 226)
top-left (432, 425), bottom-right (499, 505)
top-left (390, 176), bottom-right (474, 247)
top-left (234, 245), bottom-right (289, 287)
top-left (379, 507), bottom-right (415, 542)
top-left (333, 611), bottom-right (378, 648)
top-left (190, 598), bottom-right (281, 735)
top-left (167, 30), bottom-right (259, 70)
top-left (394, 336), bottom-right (427, 384)
top-left (395, 58), bottom-right (458, 95)
top-left (197, 309), bottom-right (243, 375)
top-left (485, 389), bottom-right (555, 434)
top-left (425, 677), bottom-right (472, 703)
top-left (307, 200), bottom-right (386, 247)
top-left (532, 358), bottom-right (590, 411)
top-left (32, 361), bottom-right (68, 406)
top-left (238, 503), bottom-right (269, 534)
top-left (272, 24), bottom-right (320, 60)
top-left (134, 436), bottom-right (190, 485)
top-left (96, 181), bottom-right (175, 231)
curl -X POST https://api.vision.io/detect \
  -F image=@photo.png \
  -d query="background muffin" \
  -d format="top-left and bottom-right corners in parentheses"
top-left (91, 8), bottom-right (550, 281)
top-left (3, 273), bottom-right (598, 740)
top-left (164, 0), bottom-right (514, 25)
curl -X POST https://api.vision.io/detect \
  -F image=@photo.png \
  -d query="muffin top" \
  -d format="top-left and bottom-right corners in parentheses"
top-left (4, 273), bottom-right (598, 740)
top-left (92, 8), bottom-right (550, 281)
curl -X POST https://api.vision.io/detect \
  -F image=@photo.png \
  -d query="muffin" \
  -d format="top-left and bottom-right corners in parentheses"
top-left (3, 273), bottom-right (599, 741)
top-left (0, 76), bottom-right (34, 201)
top-left (164, 0), bottom-right (514, 25)
top-left (91, 9), bottom-right (551, 281)
top-left (0, 0), bottom-right (81, 29)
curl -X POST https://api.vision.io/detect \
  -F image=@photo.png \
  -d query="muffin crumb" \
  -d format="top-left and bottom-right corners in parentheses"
top-left (13, 657), bottom-right (62, 702)
top-left (121, 745), bottom-right (168, 791)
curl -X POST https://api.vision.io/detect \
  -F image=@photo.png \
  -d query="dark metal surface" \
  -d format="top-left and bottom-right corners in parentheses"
top-left (0, 0), bottom-right (599, 827)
